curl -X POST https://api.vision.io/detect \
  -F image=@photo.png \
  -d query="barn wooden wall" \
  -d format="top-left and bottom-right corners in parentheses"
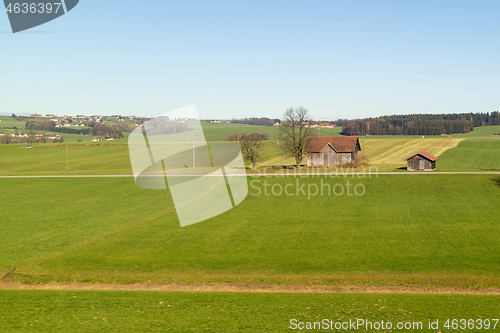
top-left (407, 157), bottom-right (436, 171)
top-left (307, 146), bottom-right (357, 167)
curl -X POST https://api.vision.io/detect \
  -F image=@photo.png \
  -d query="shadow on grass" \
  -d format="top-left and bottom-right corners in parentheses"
top-left (397, 167), bottom-right (408, 171)
top-left (491, 177), bottom-right (500, 188)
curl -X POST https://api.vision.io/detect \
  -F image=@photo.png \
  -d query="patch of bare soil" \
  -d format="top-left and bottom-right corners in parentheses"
top-left (0, 281), bottom-right (499, 295)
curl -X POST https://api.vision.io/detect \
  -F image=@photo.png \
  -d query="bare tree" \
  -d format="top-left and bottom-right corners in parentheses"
top-left (279, 106), bottom-right (312, 169)
top-left (239, 133), bottom-right (263, 170)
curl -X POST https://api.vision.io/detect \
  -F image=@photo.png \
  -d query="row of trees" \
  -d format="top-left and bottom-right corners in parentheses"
top-left (226, 132), bottom-right (270, 141)
top-left (230, 117), bottom-right (280, 126)
top-left (26, 121), bottom-right (54, 131)
top-left (341, 112), bottom-right (500, 136)
top-left (93, 123), bottom-right (124, 138)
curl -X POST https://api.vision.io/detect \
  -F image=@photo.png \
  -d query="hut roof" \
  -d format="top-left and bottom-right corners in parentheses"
top-left (406, 151), bottom-right (438, 161)
top-left (305, 136), bottom-right (360, 153)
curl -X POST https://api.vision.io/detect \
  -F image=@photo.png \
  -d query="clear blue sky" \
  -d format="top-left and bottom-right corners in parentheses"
top-left (1, 0), bottom-right (500, 120)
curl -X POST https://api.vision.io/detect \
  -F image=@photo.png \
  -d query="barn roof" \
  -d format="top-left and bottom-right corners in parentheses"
top-left (406, 151), bottom-right (438, 161)
top-left (305, 136), bottom-right (361, 153)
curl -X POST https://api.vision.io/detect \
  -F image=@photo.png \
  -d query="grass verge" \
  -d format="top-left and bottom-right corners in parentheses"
top-left (0, 290), bottom-right (498, 332)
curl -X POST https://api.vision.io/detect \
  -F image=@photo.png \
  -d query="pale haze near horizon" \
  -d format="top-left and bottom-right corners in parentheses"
top-left (1, 1), bottom-right (500, 120)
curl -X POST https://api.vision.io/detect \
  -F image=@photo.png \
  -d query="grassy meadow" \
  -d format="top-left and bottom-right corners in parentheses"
top-left (0, 290), bottom-right (498, 332)
top-left (0, 143), bottom-right (133, 176)
top-left (201, 122), bottom-right (279, 142)
top-left (200, 122), bottom-right (342, 142)
top-left (438, 139), bottom-right (500, 171)
top-left (362, 138), bottom-right (463, 171)
top-left (452, 125), bottom-right (500, 138)
top-left (0, 116), bottom-right (25, 128)
top-left (0, 175), bottom-right (499, 287)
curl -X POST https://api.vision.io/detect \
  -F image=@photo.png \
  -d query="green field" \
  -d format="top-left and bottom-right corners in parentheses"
top-left (0, 138), bottom-right (270, 176)
top-left (0, 290), bottom-right (498, 332)
top-left (309, 126), bottom-right (343, 137)
top-left (0, 116), bottom-right (49, 129)
top-left (438, 139), bottom-right (500, 171)
top-left (1, 175), bottom-right (499, 287)
top-left (201, 123), bottom-right (279, 142)
top-left (452, 125), bottom-right (500, 138)
top-left (363, 138), bottom-right (463, 171)
top-left (311, 135), bottom-right (500, 172)
top-left (200, 123), bottom-right (342, 142)
top-left (0, 116), bottom-right (25, 129)
top-left (0, 144), bottom-right (133, 175)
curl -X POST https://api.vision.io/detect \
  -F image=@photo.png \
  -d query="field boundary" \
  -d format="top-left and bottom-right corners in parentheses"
top-left (0, 281), bottom-right (499, 295)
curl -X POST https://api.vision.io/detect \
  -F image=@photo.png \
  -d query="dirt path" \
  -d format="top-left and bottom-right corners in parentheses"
top-left (0, 281), bottom-right (499, 295)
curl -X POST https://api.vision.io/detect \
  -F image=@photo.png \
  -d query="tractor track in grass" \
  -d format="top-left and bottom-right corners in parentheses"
top-left (0, 281), bottom-right (499, 295)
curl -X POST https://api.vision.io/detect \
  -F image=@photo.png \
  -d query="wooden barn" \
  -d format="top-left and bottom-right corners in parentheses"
top-left (305, 136), bottom-right (361, 167)
top-left (406, 152), bottom-right (438, 171)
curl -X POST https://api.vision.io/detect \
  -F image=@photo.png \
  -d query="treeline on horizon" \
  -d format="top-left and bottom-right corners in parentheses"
top-left (229, 112), bottom-right (500, 136)
top-left (340, 112), bottom-right (500, 136)
top-left (230, 117), bottom-right (281, 126)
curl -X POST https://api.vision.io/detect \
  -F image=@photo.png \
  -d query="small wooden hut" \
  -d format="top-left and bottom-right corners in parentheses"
top-left (406, 152), bottom-right (438, 171)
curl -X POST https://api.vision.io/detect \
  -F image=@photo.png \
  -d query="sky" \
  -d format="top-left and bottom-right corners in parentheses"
top-left (1, 0), bottom-right (500, 120)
